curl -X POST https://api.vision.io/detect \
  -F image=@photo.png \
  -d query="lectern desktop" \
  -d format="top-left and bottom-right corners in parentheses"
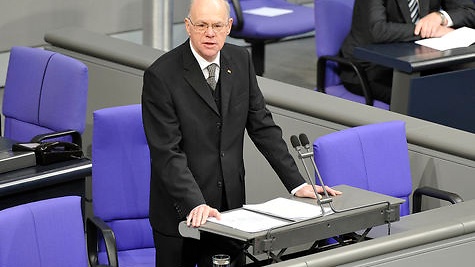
top-left (179, 185), bottom-right (404, 265)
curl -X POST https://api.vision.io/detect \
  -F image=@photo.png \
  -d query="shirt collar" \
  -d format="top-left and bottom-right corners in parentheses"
top-left (189, 41), bottom-right (220, 71)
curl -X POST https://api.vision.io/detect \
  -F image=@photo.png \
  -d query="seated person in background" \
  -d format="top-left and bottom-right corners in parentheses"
top-left (339, 0), bottom-right (475, 105)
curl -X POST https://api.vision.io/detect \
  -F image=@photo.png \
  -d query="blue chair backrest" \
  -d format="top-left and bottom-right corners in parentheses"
top-left (314, 0), bottom-right (354, 87)
top-left (92, 104), bottom-right (154, 254)
top-left (0, 196), bottom-right (87, 267)
top-left (313, 121), bottom-right (413, 216)
top-left (2, 46), bottom-right (88, 142)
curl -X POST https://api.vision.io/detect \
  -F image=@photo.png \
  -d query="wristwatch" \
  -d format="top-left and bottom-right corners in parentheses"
top-left (439, 12), bottom-right (447, 26)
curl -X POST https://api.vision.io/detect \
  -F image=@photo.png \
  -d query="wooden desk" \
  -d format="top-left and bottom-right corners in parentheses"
top-left (354, 43), bottom-right (475, 133)
top-left (179, 185), bottom-right (403, 265)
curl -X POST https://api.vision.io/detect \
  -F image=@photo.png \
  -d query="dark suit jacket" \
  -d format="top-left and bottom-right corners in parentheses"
top-left (142, 40), bottom-right (305, 236)
top-left (340, 0), bottom-right (475, 87)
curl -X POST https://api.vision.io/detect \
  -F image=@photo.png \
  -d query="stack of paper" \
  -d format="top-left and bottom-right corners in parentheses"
top-left (207, 197), bottom-right (333, 233)
top-left (415, 27), bottom-right (475, 51)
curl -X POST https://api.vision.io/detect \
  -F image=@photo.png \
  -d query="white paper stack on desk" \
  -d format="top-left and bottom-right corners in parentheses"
top-left (415, 26), bottom-right (475, 51)
top-left (207, 197), bottom-right (333, 233)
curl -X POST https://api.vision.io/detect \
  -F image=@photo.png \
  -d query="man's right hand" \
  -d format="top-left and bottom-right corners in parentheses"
top-left (186, 204), bottom-right (221, 227)
top-left (415, 12), bottom-right (454, 38)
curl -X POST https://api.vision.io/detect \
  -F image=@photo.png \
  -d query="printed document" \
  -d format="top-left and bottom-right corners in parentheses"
top-left (207, 197), bottom-right (333, 232)
top-left (243, 197), bottom-right (333, 221)
top-left (207, 209), bottom-right (289, 232)
top-left (415, 27), bottom-right (475, 51)
top-left (243, 7), bottom-right (293, 17)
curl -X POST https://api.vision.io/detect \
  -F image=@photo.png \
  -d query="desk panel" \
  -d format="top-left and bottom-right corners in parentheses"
top-left (179, 185), bottom-right (403, 263)
top-left (0, 158), bottom-right (91, 210)
top-left (354, 43), bottom-right (475, 133)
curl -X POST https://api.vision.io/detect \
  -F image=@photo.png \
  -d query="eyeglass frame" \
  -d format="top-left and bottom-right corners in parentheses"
top-left (186, 17), bottom-right (230, 33)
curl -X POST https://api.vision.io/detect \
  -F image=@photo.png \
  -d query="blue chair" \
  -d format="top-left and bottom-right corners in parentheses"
top-left (314, 0), bottom-right (389, 109)
top-left (229, 0), bottom-right (315, 76)
top-left (2, 46), bottom-right (88, 145)
top-left (0, 196), bottom-right (112, 267)
top-left (313, 121), bottom-right (462, 216)
top-left (87, 104), bottom-right (154, 267)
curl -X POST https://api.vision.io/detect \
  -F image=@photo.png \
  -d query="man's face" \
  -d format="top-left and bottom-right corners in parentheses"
top-left (185, 0), bottom-right (233, 62)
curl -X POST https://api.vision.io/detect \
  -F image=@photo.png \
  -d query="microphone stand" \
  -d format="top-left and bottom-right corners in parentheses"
top-left (292, 133), bottom-right (395, 236)
top-left (290, 135), bottom-right (330, 216)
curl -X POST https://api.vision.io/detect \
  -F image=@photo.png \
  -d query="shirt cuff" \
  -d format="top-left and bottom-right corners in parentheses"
top-left (291, 183), bottom-right (308, 195)
top-left (439, 10), bottom-right (453, 27)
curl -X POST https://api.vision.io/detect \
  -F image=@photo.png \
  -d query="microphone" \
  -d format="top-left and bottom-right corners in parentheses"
top-left (294, 133), bottom-right (395, 235)
top-left (290, 135), bottom-right (302, 152)
top-left (290, 135), bottom-right (327, 215)
top-left (298, 133), bottom-right (332, 201)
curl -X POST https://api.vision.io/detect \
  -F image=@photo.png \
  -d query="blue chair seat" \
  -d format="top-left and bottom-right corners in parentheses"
top-left (88, 104), bottom-right (154, 267)
top-left (228, 0), bottom-right (314, 75)
top-left (314, 0), bottom-right (389, 109)
top-left (229, 0), bottom-right (314, 39)
top-left (3, 46), bottom-right (88, 143)
top-left (0, 197), bottom-right (90, 267)
top-left (325, 85), bottom-right (390, 109)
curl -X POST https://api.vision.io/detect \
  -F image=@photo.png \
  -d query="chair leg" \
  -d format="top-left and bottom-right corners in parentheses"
top-left (250, 42), bottom-right (265, 76)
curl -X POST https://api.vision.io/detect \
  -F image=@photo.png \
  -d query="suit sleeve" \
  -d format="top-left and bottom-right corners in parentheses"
top-left (142, 67), bottom-right (206, 219)
top-left (361, 0), bottom-right (420, 43)
top-left (243, 52), bottom-right (306, 192)
top-left (443, 0), bottom-right (475, 28)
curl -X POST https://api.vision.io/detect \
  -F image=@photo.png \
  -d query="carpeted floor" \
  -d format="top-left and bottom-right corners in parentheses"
top-left (259, 35), bottom-right (316, 90)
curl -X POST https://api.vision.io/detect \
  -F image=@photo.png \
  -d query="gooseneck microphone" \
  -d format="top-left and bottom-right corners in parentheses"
top-left (290, 132), bottom-right (395, 235)
top-left (298, 133), bottom-right (332, 201)
top-left (290, 134), bottom-right (329, 215)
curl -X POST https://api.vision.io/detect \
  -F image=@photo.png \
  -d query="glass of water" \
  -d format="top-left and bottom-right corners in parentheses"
top-left (212, 254), bottom-right (230, 267)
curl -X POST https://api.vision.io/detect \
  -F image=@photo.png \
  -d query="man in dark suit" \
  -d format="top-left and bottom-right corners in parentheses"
top-left (339, 0), bottom-right (475, 104)
top-left (141, 0), bottom-right (342, 266)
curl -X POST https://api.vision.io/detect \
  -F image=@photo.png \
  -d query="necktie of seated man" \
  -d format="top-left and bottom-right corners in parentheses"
top-left (408, 0), bottom-right (420, 23)
top-left (206, 63), bottom-right (218, 90)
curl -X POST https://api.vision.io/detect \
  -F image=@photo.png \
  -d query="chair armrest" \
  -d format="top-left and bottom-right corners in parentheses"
top-left (30, 129), bottom-right (82, 147)
top-left (412, 186), bottom-right (464, 213)
top-left (86, 216), bottom-right (119, 267)
top-left (229, 0), bottom-right (244, 31)
top-left (317, 55), bottom-right (375, 106)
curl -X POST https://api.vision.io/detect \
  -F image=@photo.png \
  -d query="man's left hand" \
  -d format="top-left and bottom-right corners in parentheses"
top-left (294, 184), bottom-right (342, 199)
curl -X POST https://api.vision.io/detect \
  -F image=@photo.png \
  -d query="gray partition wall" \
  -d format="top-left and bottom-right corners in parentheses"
top-left (44, 27), bottom-right (475, 213)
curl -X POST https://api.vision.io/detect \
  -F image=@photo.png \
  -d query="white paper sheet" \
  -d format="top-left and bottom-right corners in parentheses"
top-left (207, 209), bottom-right (290, 232)
top-left (243, 197), bottom-right (333, 221)
top-left (415, 27), bottom-right (475, 51)
top-left (243, 7), bottom-right (293, 17)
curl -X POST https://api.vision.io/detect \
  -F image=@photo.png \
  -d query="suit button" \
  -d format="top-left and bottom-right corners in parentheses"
top-left (217, 181), bottom-right (223, 188)
top-left (216, 122), bottom-right (222, 129)
top-left (220, 151), bottom-right (224, 157)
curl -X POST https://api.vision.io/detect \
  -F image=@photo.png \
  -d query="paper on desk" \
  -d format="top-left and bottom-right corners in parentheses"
top-left (243, 197), bottom-right (333, 221)
top-left (243, 7), bottom-right (293, 17)
top-left (415, 27), bottom-right (475, 51)
top-left (207, 209), bottom-right (289, 232)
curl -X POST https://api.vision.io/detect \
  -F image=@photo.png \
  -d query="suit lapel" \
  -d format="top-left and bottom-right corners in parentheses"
top-left (220, 50), bottom-right (234, 119)
top-left (182, 42), bottom-right (220, 115)
top-left (397, 0), bottom-right (413, 23)
top-left (418, 0), bottom-right (429, 17)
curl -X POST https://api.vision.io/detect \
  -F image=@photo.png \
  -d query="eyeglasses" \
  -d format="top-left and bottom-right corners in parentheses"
top-left (187, 17), bottom-right (229, 33)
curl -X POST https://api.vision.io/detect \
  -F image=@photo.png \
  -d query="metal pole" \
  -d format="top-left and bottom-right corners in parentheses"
top-left (142, 0), bottom-right (173, 51)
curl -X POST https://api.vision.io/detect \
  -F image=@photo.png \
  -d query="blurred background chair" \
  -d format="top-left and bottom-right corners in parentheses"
top-left (313, 120), bottom-right (462, 216)
top-left (87, 104), bottom-right (154, 267)
top-left (314, 0), bottom-right (389, 109)
top-left (2, 46), bottom-right (88, 145)
top-left (228, 0), bottom-right (315, 76)
top-left (0, 196), bottom-right (112, 267)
